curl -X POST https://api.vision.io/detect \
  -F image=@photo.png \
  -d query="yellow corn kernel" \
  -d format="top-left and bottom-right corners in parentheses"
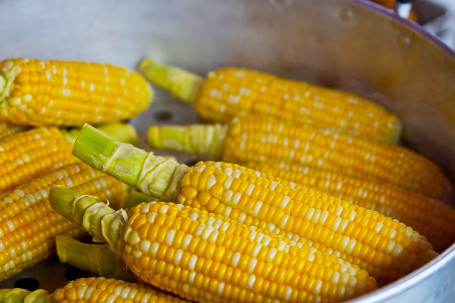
top-left (0, 58), bottom-right (152, 126)
top-left (0, 120), bottom-right (28, 140)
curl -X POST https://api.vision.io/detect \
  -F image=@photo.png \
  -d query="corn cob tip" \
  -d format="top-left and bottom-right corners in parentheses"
top-left (49, 186), bottom-right (127, 250)
top-left (74, 124), bottom-right (189, 200)
top-left (138, 57), bottom-right (203, 104)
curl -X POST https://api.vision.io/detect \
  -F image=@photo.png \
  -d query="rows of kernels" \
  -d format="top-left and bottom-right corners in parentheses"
top-left (0, 162), bottom-right (101, 221)
top-left (122, 202), bottom-right (377, 302)
top-left (0, 121), bottom-right (27, 140)
top-left (177, 161), bottom-right (437, 286)
top-left (52, 277), bottom-right (188, 302)
top-left (245, 161), bottom-right (455, 252)
top-left (196, 68), bottom-right (400, 143)
top-left (222, 115), bottom-right (449, 199)
top-left (0, 127), bottom-right (77, 193)
top-left (0, 58), bottom-right (151, 126)
top-left (0, 164), bottom-right (128, 281)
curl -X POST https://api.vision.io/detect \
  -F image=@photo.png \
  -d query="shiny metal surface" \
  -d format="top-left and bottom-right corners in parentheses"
top-left (1, 0), bottom-right (455, 301)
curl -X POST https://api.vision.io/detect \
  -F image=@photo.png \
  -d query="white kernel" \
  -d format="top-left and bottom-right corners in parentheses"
top-left (194, 224), bottom-right (206, 237)
top-left (246, 184), bottom-right (255, 195)
top-left (252, 244), bottom-right (262, 257)
top-left (206, 175), bottom-right (216, 190)
top-left (252, 201), bottom-right (262, 215)
top-left (140, 240), bottom-right (151, 253)
top-left (188, 255), bottom-right (197, 271)
top-left (127, 230), bottom-right (140, 245)
top-left (279, 214), bottom-right (289, 229)
top-left (248, 258), bottom-right (258, 273)
top-left (231, 252), bottom-right (241, 267)
top-left (223, 176), bottom-right (233, 189)
top-left (267, 248), bottom-right (277, 260)
top-left (165, 229), bottom-right (176, 246)
top-left (182, 234), bottom-right (193, 250)
top-left (277, 196), bottom-right (291, 211)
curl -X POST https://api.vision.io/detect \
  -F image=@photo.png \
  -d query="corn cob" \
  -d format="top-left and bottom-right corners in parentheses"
top-left (0, 123), bottom-right (137, 194)
top-left (0, 58), bottom-right (152, 126)
top-left (0, 120), bottom-right (28, 140)
top-left (139, 58), bottom-right (401, 143)
top-left (0, 277), bottom-right (189, 302)
top-left (50, 189), bottom-right (378, 302)
top-left (0, 161), bottom-right (128, 281)
top-left (147, 115), bottom-right (451, 200)
top-left (243, 161), bottom-right (455, 252)
top-left (71, 125), bottom-right (439, 285)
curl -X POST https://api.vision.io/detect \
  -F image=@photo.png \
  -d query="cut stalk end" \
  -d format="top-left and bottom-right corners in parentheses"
top-left (139, 57), bottom-right (203, 104)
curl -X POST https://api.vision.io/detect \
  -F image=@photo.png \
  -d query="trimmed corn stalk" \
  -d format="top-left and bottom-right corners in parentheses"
top-left (70, 125), bottom-right (439, 285)
top-left (0, 161), bottom-right (128, 281)
top-left (0, 123), bottom-right (137, 193)
top-left (0, 58), bottom-right (152, 126)
top-left (56, 235), bottom-right (136, 282)
top-left (139, 58), bottom-right (401, 143)
top-left (50, 189), bottom-right (378, 302)
top-left (146, 115), bottom-right (451, 200)
top-left (243, 161), bottom-right (455, 252)
top-left (0, 277), bottom-right (189, 302)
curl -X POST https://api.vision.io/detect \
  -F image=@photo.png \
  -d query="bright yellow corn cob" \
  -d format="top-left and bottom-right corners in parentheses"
top-left (0, 120), bottom-right (28, 140)
top-left (0, 58), bottom-right (152, 126)
top-left (139, 58), bottom-right (401, 143)
top-left (0, 161), bottom-right (128, 281)
top-left (0, 277), bottom-right (189, 302)
top-left (243, 161), bottom-right (455, 252)
top-left (0, 123), bottom-right (137, 194)
top-left (146, 115), bottom-right (451, 200)
top-left (71, 125), bottom-right (439, 286)
top-left (50, 189), bottom-right (378, 302)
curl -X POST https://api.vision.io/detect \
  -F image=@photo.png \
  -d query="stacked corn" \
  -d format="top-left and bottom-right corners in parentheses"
top-left (147, 115), bottom-right (451, 200)
top-left (0, 161), bottom-right (129, 281)
top-left (145, 117), bottom-right (455, 253)
top-left (0, 57), bottom-right (152, 283)
top-left (67, 126), bottom-right (439, 291)
top-left (50, 187), bottom-right (378, 302)
top-left (0, 277), bottom-right (189, 302)
top-left (139, 58), bottom-right (401, 144)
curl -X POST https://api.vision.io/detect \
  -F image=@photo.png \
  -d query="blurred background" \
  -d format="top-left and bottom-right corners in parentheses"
top-left (372, 0), bottom-right (455, 49)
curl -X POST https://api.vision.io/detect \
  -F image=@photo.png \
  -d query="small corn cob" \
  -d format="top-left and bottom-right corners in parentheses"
top-left (0, 123), bottom-right (137, 193)
top-left (50, 188), bottom-right (378, 302)
top-left (56, 235), bottom-right (136, 282)
top-left (0, 58), bottom-right (152, 126)
top-left (243, 161), bottom-right (455, 252)
top-left (147, 115), bottom-right (451, 200)
top-left (0, 120), bottom-right (28, 140)
top-left (71, 125), bottom-right (439, 285)
top-left (0, 161), bottom-right (128, 281)
top-left (139, 58), bottom-right (401, 143)
top-left (0, 277), bottom-right (189, 302)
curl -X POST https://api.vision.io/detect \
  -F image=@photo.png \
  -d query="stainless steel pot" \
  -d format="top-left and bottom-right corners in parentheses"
top-left (1, 0), bottom-right (454, 301)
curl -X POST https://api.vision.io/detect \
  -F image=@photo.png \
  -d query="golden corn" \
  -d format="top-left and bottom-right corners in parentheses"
top-left (0, 58), bottom-right (152, 126)
top-left (139, 58), bottom-right (401, 143)
top-left (0, 123), bottom-right (138, 194)
top-left (0, 120), bottom-right (28, 140)
top-left (49, 190), bottom-right (378, 302)
top-left (0, 161), bottom-right (128, 281)
top-left (0, 127), bottom-right (76, 193)
top-left (71, 125), bottom-right (439, 286)
top-left (244, 161), bottom-right (455, 252)
top-left (147, 115), bottom-right (451, 200)
top-left (0, 277), bottom-right (189, 302)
